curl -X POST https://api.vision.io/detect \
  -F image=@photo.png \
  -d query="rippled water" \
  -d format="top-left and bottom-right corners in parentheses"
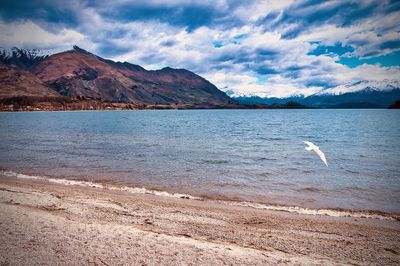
top-left (0, 109), bottom-right (399, 212)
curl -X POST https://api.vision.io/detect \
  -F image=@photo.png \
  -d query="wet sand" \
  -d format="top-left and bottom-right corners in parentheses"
top-left (0, 176), bottom-right (399, 265)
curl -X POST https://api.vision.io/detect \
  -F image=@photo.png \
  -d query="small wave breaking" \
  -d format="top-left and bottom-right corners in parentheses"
top-left (1, 170), bottom-right (398, 221)
top-left (1, 171), bottom-right (200, 200)
top-left (224, 201), bottom-right (398, 221)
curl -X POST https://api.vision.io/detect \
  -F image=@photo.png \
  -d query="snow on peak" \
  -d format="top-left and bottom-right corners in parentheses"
top-left (317, 80), bottom-right (399, 95)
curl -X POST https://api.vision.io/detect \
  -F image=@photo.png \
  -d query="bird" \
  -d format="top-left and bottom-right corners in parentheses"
top-left (303, 141), bottom-right (328, 167)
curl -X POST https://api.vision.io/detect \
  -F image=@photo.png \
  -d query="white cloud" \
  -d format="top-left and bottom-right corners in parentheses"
top-left (295, 10), bottom-right (400, 58)
top-left (0, 0), bottom-right (399, 98)
top-left (0, 20), bottom-right (86, 50)
top-left (101, 19), bottom-right (400, 98)
top-left (233, 0), bottom-right (295, 22)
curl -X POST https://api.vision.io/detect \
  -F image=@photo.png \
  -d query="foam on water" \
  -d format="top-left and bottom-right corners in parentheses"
top-left (1, 171), bottom-right (200, 200)
top-left (224, 201), bottom-right (398, 220)
top-left (1, 170), bottom-right (398, 221)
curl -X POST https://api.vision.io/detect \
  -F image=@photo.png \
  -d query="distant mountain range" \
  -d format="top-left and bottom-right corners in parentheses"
top-left (232, 86), bottom-right (400, 109)
top-left (0, 46), bottom-right (236, 111)
top-left (1, 46), bottom-right (399, 111)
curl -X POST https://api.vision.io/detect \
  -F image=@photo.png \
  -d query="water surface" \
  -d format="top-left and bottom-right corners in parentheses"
top-left (0, 109), bottom-right (399, 212)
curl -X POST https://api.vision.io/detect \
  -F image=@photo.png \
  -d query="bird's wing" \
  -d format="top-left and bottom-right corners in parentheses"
top-left (303, 141), bottom-right (318, 151)
top-left (303, 141), bottom-right (313, 146)
top-left (315, 149), bottom-right (328, 167)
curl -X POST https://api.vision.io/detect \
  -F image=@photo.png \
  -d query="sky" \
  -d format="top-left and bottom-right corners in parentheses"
top-left (0, 0), bottom-right (399, 98)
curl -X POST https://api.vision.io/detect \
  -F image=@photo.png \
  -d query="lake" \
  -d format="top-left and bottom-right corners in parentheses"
top-left (0, 109), bottom-right (399, 213)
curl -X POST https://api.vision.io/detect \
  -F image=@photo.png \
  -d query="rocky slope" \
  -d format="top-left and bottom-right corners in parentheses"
top-left (0, 64), bottom-right (60, 98)
top-left (0, 46), bottom-right (235, 110)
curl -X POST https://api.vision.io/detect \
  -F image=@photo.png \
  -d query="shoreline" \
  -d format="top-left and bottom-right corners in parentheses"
top-left (0, 107), bottom-right (393, 112)
top-left (2, 170), bottom-right (399, 221)
top-left (0, 96), bottom-right (264, 112)
top-left (1, 173), bottom-right (399, 265)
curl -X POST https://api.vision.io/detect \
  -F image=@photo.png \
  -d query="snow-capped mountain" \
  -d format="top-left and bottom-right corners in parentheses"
top-left (233, 83), bottom-right (400, 108)
top-left (0, 47), bottom-right (60, 69)
top-left (315, 80), bottom-right (400, 96)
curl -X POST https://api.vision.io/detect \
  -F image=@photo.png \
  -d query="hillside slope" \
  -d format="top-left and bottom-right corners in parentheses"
top-left (31, 46), bottom-right (233, 105)
top-left (0, 64), bottom-right (60, 98)
top-left (0, 46), bottom-right (234, 109)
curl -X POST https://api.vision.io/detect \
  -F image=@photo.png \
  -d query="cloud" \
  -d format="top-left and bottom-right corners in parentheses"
top-left (0, 0), bottom-right (399, 98)
top-left (281, 1), bottom-right (400, 58)
top-left (76, 0), bottom-right (250, 31)
top-left (260, 0), bottom-right (396, 38)
top-left (0, 20), bottom-right (85, 49)
top-left (0, 0), bottom-right (86, 33)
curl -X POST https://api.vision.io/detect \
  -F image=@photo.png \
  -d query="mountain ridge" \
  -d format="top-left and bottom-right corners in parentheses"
top-left (0, 47), bottom-right (50, 69)
top-left (2, 46), bottom-right (398, 110)
top-left (233, 88), bottom-right (400, 108)
top-left (0, 46), bottom-right (238, 110)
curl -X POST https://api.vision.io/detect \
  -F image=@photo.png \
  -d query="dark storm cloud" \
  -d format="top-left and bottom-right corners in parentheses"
top-left (0, 0), bottom-right (248, 32)
top-left (81, 0), bottom-right (247, 31)
top-left (100, 4), bottom-right (219, 31)
top-left (380, 40), bottom-right (400, 50)
top-left (0, 0), bottom-right (80, 30)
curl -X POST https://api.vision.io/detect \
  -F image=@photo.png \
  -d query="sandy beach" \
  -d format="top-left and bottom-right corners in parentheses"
top-left (0, 175), bottom-right (399, 265)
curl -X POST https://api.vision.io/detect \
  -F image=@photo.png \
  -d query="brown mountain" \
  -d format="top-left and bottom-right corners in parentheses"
top-left (0, 64), bottom-right (60, 98)
top-left (0, 46), bottom-right (236, 110)
top-left (32, 46), bottom-right (233, 105)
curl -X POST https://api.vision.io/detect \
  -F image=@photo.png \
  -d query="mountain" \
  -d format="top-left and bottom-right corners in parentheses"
top-left (234, 87), bottom-right (400, 109)
top-left (301, 88), bottom-right (400, 108)
top-left (234, 95), bottom-right (305, 105)
top-left (268, 101), bottom-right (310, 109)
top-left (0, 47), bottom-right (50, 69)
top-left (388, 100), bottom-right (400, 109)
top-left (0, 64), bottom-right (60, 98)
top-left (0, 46), bottom-right (235, 110)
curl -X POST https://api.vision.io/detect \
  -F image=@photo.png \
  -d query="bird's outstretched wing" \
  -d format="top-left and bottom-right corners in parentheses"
top-left (315, 149), bottom-right (328, 167)
top-left (303, 141), bottom-right (313, 146)
top-left (303, 141), bottom-right (316, 151)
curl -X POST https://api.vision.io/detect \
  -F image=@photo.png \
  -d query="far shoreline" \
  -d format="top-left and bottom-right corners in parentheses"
top-left (1, 96), bottom-right (396, 111)
top-left (0, 104), bottom-right (394, 112)
top-left (0, 108), bottom-right (394, 113)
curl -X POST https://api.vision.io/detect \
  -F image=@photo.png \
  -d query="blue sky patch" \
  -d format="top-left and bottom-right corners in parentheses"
top-left (337, 50), bottom-right (400, 68)
top-left (309, 43), bottom-right (354, 56)
top-left (213, 41), bottom-right (224, 48)
top-left (256, 76), bottom-right (267, 84)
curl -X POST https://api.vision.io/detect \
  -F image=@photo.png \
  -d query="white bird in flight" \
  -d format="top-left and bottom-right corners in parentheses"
top-left (303, 141), bottom-right (328, 167)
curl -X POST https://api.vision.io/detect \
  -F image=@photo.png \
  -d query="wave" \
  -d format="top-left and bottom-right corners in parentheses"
top-left (297, 187), bottom-right (321, 192)
top-left (201, 159), bottom-right (229, 165)
top-left (224, 201), bottom-right (398, 221)
top-left (1, 170), bottom-right (399, 221)
top-left (1, 171), bottom-right (200, 200)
